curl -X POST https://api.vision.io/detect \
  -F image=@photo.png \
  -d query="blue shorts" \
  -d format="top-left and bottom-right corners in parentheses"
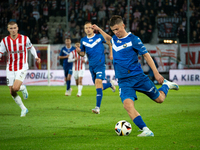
top-left (118, 73), bottom-right (160, 103)
top-left (63, 67), bottom-right (73, 77)
top-left (89, 64), bottom-right (106, 84)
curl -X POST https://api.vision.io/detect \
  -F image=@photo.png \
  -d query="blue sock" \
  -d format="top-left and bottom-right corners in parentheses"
top-left (67, 80), bottom-right (71, 90)
top-left (96, 88), bottom-right (103, 107)
top-left (133, 116), bottom-right (147, 129)
top-left (103, 83), bottom-right (111, 90)
top-left (158, 84), bottom-right (169, 96)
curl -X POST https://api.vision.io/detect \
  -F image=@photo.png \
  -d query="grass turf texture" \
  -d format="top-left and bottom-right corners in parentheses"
top-left (0, 85), bottom-right (199, 150)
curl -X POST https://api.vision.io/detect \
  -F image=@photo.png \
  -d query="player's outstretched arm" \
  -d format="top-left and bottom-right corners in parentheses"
top-left (143, 53), bottom-right (164, 84)
top-left (92, 24), bottom-right (112, 43)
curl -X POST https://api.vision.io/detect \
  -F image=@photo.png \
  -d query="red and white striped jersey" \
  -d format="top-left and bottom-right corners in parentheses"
top-left (68, 50), bottom-right (87, 71)
top-left (0, 34), bottom-right (37, 71)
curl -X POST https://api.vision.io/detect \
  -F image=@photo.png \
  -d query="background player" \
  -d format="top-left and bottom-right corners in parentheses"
top-left (59, 38), bottom-right (75, 96)
top-left (68, 42), bottom-right (87, 97)
top-left (92, 15), bottom-right (179, 136)
top-left (76, 21), bottom-right (116, 114)
top-left (0, 21), bottom-right (41, 117)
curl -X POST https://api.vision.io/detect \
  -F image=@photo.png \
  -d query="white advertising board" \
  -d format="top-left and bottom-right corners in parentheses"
top-left (0, 70), bottom-right (116, 86)
top-left (169, 69), bottom-right (200, 85)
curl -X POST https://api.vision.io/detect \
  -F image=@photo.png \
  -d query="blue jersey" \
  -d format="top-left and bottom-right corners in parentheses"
top-left (80, 34), bottom-right (106, 67)
top-left (59, 46), bottom-right (76, 69)
top-left (111, 32), bottom-right (148, 79)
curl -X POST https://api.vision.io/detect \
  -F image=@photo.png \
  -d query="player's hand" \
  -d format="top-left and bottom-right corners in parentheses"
top-left (76, 46), bottom-right (81, 53)
top-left (92, 24), bottom-right (100, 31)
top-left (155, 73), bottom-right (164, 84)
top-left (82, 59), bottom-right (86, 63)
top-left (109, 54), bottom-right (113, 60)
top-left (36, 58), bottom-right (41, 64)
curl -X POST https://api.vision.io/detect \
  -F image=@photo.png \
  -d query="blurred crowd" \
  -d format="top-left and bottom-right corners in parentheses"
top-left (0, 0), bottom-right (200, 44)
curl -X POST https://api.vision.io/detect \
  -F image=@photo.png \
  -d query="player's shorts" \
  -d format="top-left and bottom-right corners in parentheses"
top-left (6, 69), bottom-right (27, 86)
top-left (89, 64), bottom-right (105, 84)
top-left (73, 69), bottom-right (85, 80)
top-left (118, 73), bottom-right (160, 103)
top-left (63, 67), bottom-right (73, 77)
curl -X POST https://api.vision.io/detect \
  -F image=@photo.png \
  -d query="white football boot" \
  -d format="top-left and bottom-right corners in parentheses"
top-left (92, 106), bottom-right (100, 114)
top-left (21, 85), bottom-right (28, 100)
top-left (137, 129), bottom-right (154, 137)
top-left (163, 79), bottom-right (179, 90)
top-left (65, 90), bottom-right (69, 96)
top-left (65, 88), bottom-right (72, 96)
top-left (110, 80), bottom-right (116, 92)
top-left (77, 92), bottom-right (82, 97)
top-left (20, 108), bottom-right (28, 117)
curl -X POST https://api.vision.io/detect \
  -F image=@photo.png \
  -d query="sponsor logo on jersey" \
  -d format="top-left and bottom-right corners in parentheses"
top-left (89, 39), bottom-right (93, 42)
top-left (117, 40), bottom-right (122, 43)
top-left (123, 44), bottom-right (127, 48)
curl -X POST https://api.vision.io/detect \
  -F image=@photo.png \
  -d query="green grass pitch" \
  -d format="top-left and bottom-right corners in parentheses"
top-left (0, 85), bottom-right (199, 150)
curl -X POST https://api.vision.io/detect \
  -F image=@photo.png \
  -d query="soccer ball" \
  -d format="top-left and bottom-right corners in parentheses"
top-left (115, 120), bottom-right (132, 136)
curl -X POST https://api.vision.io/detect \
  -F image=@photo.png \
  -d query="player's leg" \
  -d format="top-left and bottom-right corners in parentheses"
top-left (123, 99), bottom-right (154, 137)
top-left (8, 72), bottom-right (28, 117)
top-left (77, 76), bottom-right (83, 97)
top-left (65, 68), bottom-right (73, 96)
top-left (154, 79), bottom-right (179, 103)
top-left (92, 78), bottom-right (103, 114)
top-left (64, 68), bottom-right (68, 95)
top-left (77, 69), bottom-right (85, 97)
top-left (119, 77), bottom-right (154, 137)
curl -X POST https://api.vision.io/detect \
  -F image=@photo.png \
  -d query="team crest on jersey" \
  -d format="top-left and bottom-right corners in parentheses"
top-left (123, 44), bottom-right (127, 48)
top-left (89, 39), bottom-right (93, 42)
top-left (117, 40), bottom-right (122, 43)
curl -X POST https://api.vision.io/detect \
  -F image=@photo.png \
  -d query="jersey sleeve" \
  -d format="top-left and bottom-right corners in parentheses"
top-left (80, 39), bottom-right (85, 52)
top-left (0, 40), bottom-right (6, 58)
top-left (99, 34), bottom-right (106, 43)
top-left (131, 36), bottom-right (148, 55)
top-left (59, 48), bottom-right (64, 56)
top-left (26, 36), bottom-right (33, 49)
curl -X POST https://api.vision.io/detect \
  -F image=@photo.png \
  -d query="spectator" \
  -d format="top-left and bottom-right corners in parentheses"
top-left (69, 10), bottom-right (76, 21)
top-left (28, 13), bottom-right (36, 34)
top-left (149, 9), bottom-right (155, 26)
top-left (177, 24), bottom-right (186, 43)
top-left (50, 0), bottom-right (57, 16)
top-left (108, 3), bottom-right (115, 14)
top-left (139, 29), bottom-right (148, 43)
top-left (56, 24), bottom-right (64, 43)
top-left (31, 31), bottom-right (39, 44)
top-left (147, 24), bottom-right (153, 41)
top-left (76, 13), bottom-right (84, 27)
top-left (91, 8), bottom-right (98, 24)
top-left (41, 22), bottom-right (48, 36)
top-left (190, 30), bottom-right (198, 43)
top-left (39, 30), bottom-right (49, 44)
top-left (32, 8), bottom-right (40, 22)
top-left (43, 3), bottom-right (49, 22)
top-left (59, 0), bottom-right (66, 16)
top-left (98, 6), bottom-right (106, 27)
top-left (157, 9), bottom-right (167, 17)
top-left (84, 9), bottom-right (91, 22)
top-left (131, 18), bottom-right (139, 33)
top-left (83, 2), bottom-right (93, 12)
top-left (38, 14), bottom-right (45, 33)
top-left (133, 9), bottom-right (141, 20)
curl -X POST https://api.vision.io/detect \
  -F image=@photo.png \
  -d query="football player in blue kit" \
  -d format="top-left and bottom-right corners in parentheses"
top-left (59, 38), bottom-right (76, 96)
top-left (76, 21), bottom-right (116, 114)
top-left (92, 15), bottom-right (179, 137)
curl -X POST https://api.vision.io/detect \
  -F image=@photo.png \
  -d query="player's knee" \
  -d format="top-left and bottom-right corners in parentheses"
top-left (154, 96), bottom-right (164, 103)
top-left (12, 86), bottom-right (19, 92)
